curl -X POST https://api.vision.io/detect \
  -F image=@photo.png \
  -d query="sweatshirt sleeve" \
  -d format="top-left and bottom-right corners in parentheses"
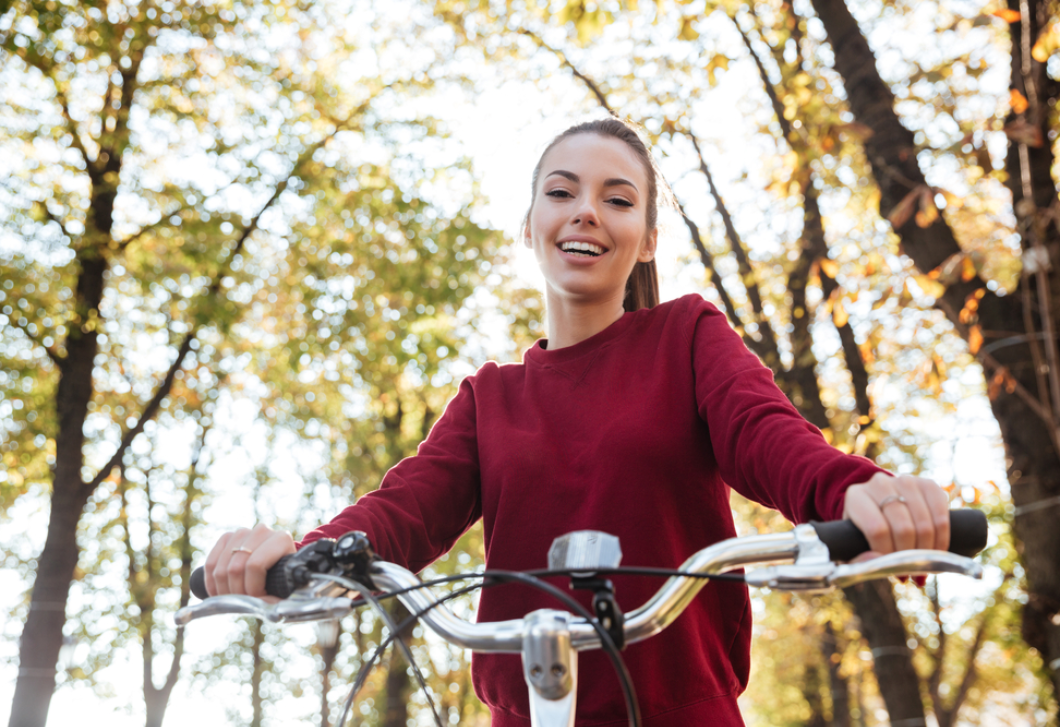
top-left (687, 296), bottom-right (884, 523)
top-left (297, 375), bottom-right (483, 572)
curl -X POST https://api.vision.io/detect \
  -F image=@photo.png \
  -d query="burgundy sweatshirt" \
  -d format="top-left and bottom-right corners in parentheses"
top-left (299, 294), bottom-right (882, 725)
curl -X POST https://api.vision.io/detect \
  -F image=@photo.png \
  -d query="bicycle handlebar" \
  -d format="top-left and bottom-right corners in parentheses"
top-left (189, 509), bottom-right (988, 602)
top-left (181, 510), bottom-right (987, 644)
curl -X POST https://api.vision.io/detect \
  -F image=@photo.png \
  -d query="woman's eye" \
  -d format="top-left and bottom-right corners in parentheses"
top-left (608, 197), bottom-right (634, 207)
top-left (546, 189), bottom-right (573, 199)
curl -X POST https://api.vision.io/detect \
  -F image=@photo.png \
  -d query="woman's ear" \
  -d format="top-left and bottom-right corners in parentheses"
top-left (523, 223), bottom-right (533, 248)
top-left (638, 228), bottom-right (658, 263)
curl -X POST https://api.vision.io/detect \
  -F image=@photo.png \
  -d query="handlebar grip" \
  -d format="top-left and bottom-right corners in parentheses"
top-left (189, 554), bottom-right (298, 601)
top-left (190, 566), bottom-right (208, 600)
top-left (810, 508), bottom-right (988, 562)
top-left (264, 554), bottom-right (298, 598)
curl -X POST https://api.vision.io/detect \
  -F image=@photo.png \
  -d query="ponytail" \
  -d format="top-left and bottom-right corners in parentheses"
top-left (624, 259), bottom-right (660, 312)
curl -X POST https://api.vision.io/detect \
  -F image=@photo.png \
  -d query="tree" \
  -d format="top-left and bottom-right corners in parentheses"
top-left (805, 0), bottom-right (1060, 703)
top-left (0, 0), bottom-right (521, 723)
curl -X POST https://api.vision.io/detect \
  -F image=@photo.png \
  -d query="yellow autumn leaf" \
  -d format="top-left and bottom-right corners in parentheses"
top-left (914, 274), bottom-right (946, 299)
top-left (915, 202), bottom-right (939, 227)
top-left (938, 188), bottom-right (964, 209)
top-left (679, 16), bottom-right (700, 41)
top-left (992, 8), bottom-right (1021, 22)
top-left (833, 299), bottom-right (849, 328)
top-left (968, 325), bottom-right (984, 354)
top-left (819, 258), bottom-right (839, 278)
top-left (1032, 22), bottom-right (1060, 62)
top-left (1010, 88), bottom-right (1029, 114)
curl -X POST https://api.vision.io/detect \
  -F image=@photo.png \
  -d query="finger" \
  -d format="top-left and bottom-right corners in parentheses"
top-left (215, 527), bottom-right (251, 595)
top-left (843, 483), bottom-right (897, 555)
top-left (923, 481), bottom-right (951, 552)
top-left (242, 529), bottom-right (297, 598)
top-left (890, 476), bottom-right (933, 551)
top-left (204, 531), bottom-right (235, 596)
top-left (225, 525), bottom-right (275, 596)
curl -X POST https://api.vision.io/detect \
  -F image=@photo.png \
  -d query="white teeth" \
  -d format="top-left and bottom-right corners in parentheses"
top-left (560, 241), bottom-right (605, 255)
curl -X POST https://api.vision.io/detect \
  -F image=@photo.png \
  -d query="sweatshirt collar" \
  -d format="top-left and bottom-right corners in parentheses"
top-left (523, 309), bottom-right (637, 367)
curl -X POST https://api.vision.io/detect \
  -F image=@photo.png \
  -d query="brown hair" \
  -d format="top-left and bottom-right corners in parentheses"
top-left (526, 118), bottom-right (663, 312)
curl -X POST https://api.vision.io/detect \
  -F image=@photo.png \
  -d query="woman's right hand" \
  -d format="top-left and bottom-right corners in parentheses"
top-left (203, 523), bottom-right (297, 599)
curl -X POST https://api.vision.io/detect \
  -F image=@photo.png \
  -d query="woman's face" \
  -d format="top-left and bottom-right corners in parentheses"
top-left (525, 133), bottom-right (656, 306)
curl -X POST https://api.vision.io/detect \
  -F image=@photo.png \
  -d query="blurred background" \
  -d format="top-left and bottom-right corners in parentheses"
top-left (1, 0), bottom-right (1058, 724)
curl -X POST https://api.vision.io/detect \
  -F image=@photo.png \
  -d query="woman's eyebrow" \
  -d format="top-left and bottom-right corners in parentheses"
top-left (545, 170), bottom-right (639, 192)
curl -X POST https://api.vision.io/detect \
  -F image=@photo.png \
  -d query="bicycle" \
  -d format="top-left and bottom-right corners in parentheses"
top-left (176, 509), bottom-right (988, 727)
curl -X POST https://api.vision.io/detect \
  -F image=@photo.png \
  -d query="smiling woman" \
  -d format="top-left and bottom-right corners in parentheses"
top-left (523, 119), bottom-right (665, 339)
top-left (202, 117), bottom-right (953, 727)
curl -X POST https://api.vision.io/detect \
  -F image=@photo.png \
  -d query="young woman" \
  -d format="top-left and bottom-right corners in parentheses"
top-left (204, 118), bottom-right (951, 725)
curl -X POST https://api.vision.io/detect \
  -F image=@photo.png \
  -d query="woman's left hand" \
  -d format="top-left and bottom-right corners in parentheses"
top-left (841, 472), bottom-right (951, 555)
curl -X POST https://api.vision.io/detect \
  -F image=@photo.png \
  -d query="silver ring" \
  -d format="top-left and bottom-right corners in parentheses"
top-left (231, 546), bottom-right (253, 555)
top-left (877, 494), bottom-right (908, 510)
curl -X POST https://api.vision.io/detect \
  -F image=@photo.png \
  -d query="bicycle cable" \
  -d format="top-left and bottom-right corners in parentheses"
top-left (335, 580), bottom-right (483, 727)
top-left (324, 568), bottom-right (643, 727)
top-left (316, 572), bottom-right (445, 727)
top-left (339, 565), bottom-right (745, 610)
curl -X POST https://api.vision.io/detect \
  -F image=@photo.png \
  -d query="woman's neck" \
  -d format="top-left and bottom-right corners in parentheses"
top-left (543, 289), bottom-right (626, 350)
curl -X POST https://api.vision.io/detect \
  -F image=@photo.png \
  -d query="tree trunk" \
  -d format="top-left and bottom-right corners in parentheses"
top-left (320, 641), bottom-right (339, 727)
top-left (250, 621), bottom-right (265, 727)
top-left (808, 0), bottom-right (1060, 703)
top-left (823, 621), bottom-right (851, 727)
top-left (383, 602), bottom-right (416, 727)
top-left (844, 581), bottom-right (926, 725)
top-left (8, 254), bottom-right (106, 727)
top-left (1002, 0), bottom-right (1060, 696)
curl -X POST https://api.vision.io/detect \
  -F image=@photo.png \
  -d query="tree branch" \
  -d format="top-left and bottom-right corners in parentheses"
top-left (677, 202), bottom-right (746, 330)
top-left (53, 84), bottom-right (96, 179)
top-left (935, 293), bottom-right (1060, 451)
top-left (733, 17), bottom-right (798, 144)
top-left (516, 28), bottom-right (616, 115)
top-left (820, 270), bottom-right (873, 420)
top-left (86, 334), bottom-right (195, 490)
top-left (944, 614), bottom-right (988, 724)
top-left (39, 202), bottom-right (75, 242)
top-left (686, 132), bottom-right (780, 363)
top-left (6, 310), bottom-right (63, 364)
top-left (927, 579), bottom-right (946, 721)
top-left (87, 101), bottom-right (374, 490)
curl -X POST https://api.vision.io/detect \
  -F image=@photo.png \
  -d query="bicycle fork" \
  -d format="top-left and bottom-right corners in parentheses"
top-left (523, 610), bottom-right (579, 727)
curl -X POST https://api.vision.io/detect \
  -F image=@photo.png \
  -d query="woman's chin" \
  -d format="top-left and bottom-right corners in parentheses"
top-left (545, 282), bottom-right (625, 307)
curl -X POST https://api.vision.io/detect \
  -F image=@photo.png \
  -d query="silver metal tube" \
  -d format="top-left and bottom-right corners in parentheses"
top-left (601, 531), bottom-right (798, 647)
top-left (371, 562), bottom-right (527, 652)
top-left (372, 532), bottom-right (800, 652)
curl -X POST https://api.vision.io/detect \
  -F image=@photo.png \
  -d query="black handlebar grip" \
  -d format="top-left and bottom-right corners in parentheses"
top-left (189, 554), bottom-right (299, 601)
top-left (190, 566), bottom-right (208, 600)
top-left (264, 554), bottom-right (298, 598)
top-left (810, 508), bottom-right (988, 562)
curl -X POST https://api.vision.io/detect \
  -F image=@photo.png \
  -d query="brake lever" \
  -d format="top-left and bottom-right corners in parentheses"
top-left (827, 550), bottom-right (984, 588)
top-left (744, 550), bottom-right (983, 591)
top-left (174, 578), bottom-right (355, 626)
top-left (742, 523), bottom-right (983, 592)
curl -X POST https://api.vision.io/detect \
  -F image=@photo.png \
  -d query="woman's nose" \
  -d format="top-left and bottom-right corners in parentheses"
top-left (571, 201), bottom-right (599, 227)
